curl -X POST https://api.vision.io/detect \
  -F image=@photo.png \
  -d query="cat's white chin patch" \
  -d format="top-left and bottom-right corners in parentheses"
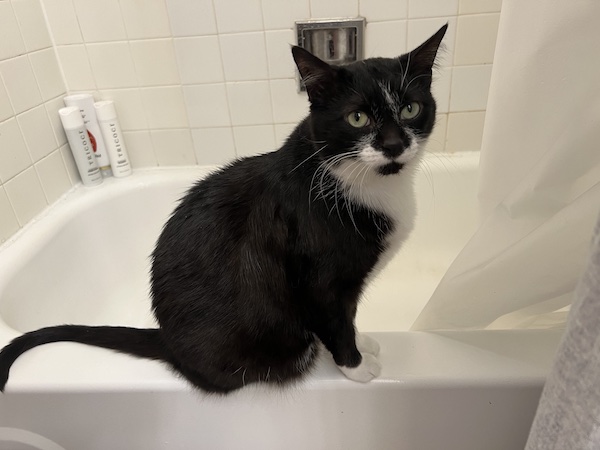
top-left (357, 140), bottom-right (421, 170)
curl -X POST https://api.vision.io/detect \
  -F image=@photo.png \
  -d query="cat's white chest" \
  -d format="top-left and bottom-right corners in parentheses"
top-left (331, 160), bottom-right (418, 280)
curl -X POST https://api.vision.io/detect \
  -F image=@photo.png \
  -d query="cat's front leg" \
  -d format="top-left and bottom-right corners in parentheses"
top-left (339, 334), bottom-right (381, 382)
top-left (337, 353), bottom-right (381, 383)
top-left (313, 305), bottom-right (381, 383)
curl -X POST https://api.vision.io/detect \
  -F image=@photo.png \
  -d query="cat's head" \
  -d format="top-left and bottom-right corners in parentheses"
top-left (292, 24), bottom-right (447, 177)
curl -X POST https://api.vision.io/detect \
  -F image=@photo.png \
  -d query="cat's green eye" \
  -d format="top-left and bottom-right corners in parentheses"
top-left (400, 102), bottom-right (421, 120)
top-left (347, 111), bottom-right (370, 128)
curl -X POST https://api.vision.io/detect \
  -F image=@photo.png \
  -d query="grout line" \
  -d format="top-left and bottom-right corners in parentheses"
top-left (0, 69), bottom-right (17, 120)
top-left (210, 0), bottom-right (236, 157)
top-left (38, 0), bottom-right (69, 97)
top-left (0, 184), bottom-right (22, 237)
top-left (114, 0), bottom-right (162, 166)
top-left (257, 0), bottom-right (276, 129)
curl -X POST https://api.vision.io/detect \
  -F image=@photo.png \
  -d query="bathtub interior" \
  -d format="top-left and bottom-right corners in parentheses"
top-left (0, 152), bottom-right (566, 450)
top-left (0, 152), bottom-right (479, 336)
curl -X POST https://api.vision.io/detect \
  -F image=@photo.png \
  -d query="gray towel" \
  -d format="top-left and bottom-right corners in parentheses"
top-left (525, 213), bottom-right (600, 449)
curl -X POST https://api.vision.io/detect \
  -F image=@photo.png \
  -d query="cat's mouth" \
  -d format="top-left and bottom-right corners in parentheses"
top-left (378, 162), bottom-right (404, 176)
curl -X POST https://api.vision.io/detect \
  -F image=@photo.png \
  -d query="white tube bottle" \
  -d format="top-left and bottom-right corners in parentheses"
top-left (59, 107), bottom-right (103, 186)
top-left (94, 101), bottom-right (132, 177)
top-left (64, 94), bottom-right (113, 177)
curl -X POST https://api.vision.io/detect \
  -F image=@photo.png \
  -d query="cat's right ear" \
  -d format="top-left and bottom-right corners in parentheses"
top-left (292, 46), bottom-right (337, 105)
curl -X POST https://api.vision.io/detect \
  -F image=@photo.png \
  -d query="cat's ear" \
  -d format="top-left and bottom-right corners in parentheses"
top-left (292, 46), bottom-right (337, 104)
top-left (406, 23), bottom-right (448, 73)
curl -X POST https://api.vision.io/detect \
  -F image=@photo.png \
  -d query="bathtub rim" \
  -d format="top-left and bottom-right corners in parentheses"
top-left (0, 329), bottom-right (562, 394)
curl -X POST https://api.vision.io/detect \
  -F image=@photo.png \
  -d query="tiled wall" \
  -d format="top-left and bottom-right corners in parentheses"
top-left (0, 0), bottom-right (501, 243)
top-left (0, 0), bottom-right (78, 244)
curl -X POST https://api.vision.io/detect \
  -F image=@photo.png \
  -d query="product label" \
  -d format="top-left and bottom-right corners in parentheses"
top-left (79, 130), bottom-right (96, 167)
top-left (109, 122), bottom-right (126, 164)
top-left (87, 130), bottom-right (97, 153)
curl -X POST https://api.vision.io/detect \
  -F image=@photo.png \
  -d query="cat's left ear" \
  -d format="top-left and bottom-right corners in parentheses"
top-left (292, 46), bottom-right (338, 105)
top-left (406, 23), bottom-right (448, 73)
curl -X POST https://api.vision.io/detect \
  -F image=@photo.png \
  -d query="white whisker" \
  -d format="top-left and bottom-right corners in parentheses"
top-left (290, 144), bottom-right (327, 173)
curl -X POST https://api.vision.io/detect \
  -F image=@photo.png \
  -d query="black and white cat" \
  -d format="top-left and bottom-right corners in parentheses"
top-left (0, 25), bottom-right (447, 393)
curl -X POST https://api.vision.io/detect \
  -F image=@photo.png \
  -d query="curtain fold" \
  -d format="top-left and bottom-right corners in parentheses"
top-left (412, 0), bottom-right (600, 331)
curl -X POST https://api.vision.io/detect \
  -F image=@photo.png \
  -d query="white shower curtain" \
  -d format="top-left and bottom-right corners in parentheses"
top-left (412, 0), bottom-right (600, 331)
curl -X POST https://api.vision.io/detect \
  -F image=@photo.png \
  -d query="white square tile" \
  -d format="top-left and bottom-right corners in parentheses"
top-left (42, 0), bottom-right (83, 45)
top-left (450, 65), bottom-right (492, 111)
top-left (265, 30), bottom-right (297, 79)
top-left (446, 111), bottom-right (485, 151)
top-left (29, 49), bottom-right (66, 101)
top-left (191, 127), bottom-right (237, 165)
top-left (432, 66), bottom-right (451, 113)
top-left (233, 125), bottom-right (276, 157)
top-left (59, 143), bottom-right (79, 184)
top-left (45, 96), bottom-right (68, 146)
top-left (274, 123), bottom-right (296, 147)
top-left (35, 149), bottom-right (72, 203)
top-left (183, 84), bottom-right (231, 127)
top-left (424, 113), bottom-right (447, 152)
top-left (165, 0), bottom-right (217, 36)
top-left (56, 45), bottom-right (97, 91)
top-left (261, 0), bottom-right (310, 29)
top-left (122, 131), bottom-right (158, 168)
top-left (150, 129), bottom-right (197, 166)
top-left (226, 81), bottom-right (273, 126)
top-left (459, 0), bottom-right (502, 14)
top-left (214, 0), bottom-right (263, 33)
top-left (87, 42), bottom-right (138, 89)
top-left (454, 13), bottom-right (500, 66)
top-left (130, 39), bottom-right (180, 86)
top-left (360, 0), bottom-right (407, 22)
top-left (408, 0), bottom-right (458, 18)
top-left (365, 20), bottom-right (407, 58)
top-left (17, 104), bottom-right (58, 162)
top-left (3, 166), bottom-right (47, 225)
top-left (0, 187), bottom-right (20, 243)
top-left (0, 55), bottom-right (43, 114)
top-left (407, 17), bottom-right (456, 67)
top-left (220, 32), bottom-right (269, 82)
top-left (174, 36), bottom-right (224, 84)
top-left (310, 0), bottom-right (358, 18)
top-left (0, 118), bottom-right (32, 182)
top-left (120, 0), bottom-right (172, 39)
top-left (98, 88), bottom-right (148, 130)
top-left (0, 2), bottom-right (25, 63)
top-left (140, 86), bottom-right (189, 128)
top-left (270, 79), bottom-right (309, 124)
top-left (12, 0), bottom-right (52, 51)
top-left (0, 79), bottom-right (14, 122)
top-left (73, 0), bottom-right (127, 42)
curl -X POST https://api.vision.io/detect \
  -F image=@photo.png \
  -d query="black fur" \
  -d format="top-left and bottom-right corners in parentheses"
top-left (0, 25), bottom-right (447, 393)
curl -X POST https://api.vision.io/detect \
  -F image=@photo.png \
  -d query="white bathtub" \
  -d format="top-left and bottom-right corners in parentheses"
top-left (0, 152), bottom-right (562, 450)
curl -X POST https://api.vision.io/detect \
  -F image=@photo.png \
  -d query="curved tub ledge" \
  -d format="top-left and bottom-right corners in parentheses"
top-left (0, 329), bottom-right (562, 450)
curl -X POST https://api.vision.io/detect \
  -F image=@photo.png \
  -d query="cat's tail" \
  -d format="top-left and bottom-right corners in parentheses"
top-left (0, 325), bottom-right (170, 392)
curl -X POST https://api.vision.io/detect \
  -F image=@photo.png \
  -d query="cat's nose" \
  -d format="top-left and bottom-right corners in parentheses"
top-left (380, 126), bottom-right (408, 159)
top-left (381, 137), bottom-right (404, 158)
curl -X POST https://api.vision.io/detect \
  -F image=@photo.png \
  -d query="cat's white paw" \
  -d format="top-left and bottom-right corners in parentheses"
top-left (356, 333), bottom-right (380, 356)
top-left (338, 353), bottom-right (382, 383)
